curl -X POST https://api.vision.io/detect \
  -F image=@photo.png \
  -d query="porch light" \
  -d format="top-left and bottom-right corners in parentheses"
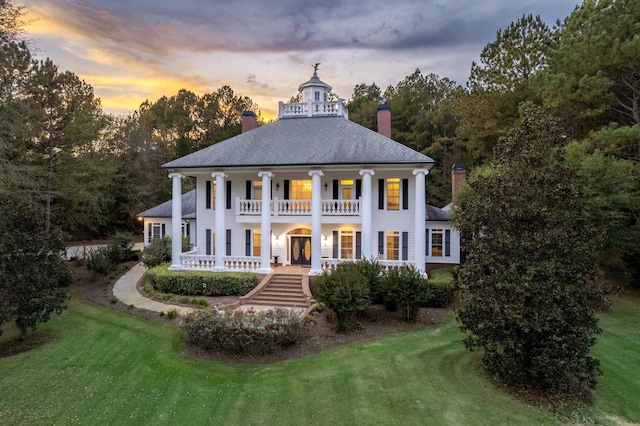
top-left (275, 182), bottom-right (279, 191)
top-left (324, 182), bottom-right (328, 191)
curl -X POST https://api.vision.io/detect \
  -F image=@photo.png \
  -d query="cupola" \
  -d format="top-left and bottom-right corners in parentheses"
top-left (298, 64), bottom-right (332, 103)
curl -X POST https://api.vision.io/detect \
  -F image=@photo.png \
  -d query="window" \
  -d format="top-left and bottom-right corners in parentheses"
top-left (386, 231), bottom-right (399, 261)
top-left (291, 179), bottom-right (312, 200)
top-left (341, 179), bottom-right (353, 199)
top-left (387, 178), bottom-right (400, 210)
top-left (253, 230), bottom-right (261, 257)
top-left (151, 223), bottom-right (163, 242)
top-left (253, 181), bottom-right (262, 200)
top-left (431, 229), bottom-right (443, 257)
top-left (314, 91), bottom-right (320, 102)
top-left (341, 233), bottom-right (353, 259)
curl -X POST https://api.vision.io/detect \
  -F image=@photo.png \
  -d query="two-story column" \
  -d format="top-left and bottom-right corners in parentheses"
top-left (413, 168), bottom-right (429, 275)
top-left (168, 172), bottom-right (184, 270)
top-left (308, 170), bottom-right (324, 275)
top-left (212, 172), bottom-right (226, 271)
top-left (258, 171), bottom-right (273, 274)
top-left (359, 169), bottom-right (375, 259)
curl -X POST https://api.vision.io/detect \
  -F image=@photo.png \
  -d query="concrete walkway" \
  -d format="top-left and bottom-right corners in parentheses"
top-left (112, 263), bottom-right (195, 316)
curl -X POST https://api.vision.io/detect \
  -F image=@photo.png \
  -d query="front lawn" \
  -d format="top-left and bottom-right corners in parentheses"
top-left (0, 294), bottom-right (638, 425)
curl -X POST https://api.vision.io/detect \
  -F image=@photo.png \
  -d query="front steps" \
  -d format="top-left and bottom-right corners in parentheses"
top-left (234, 273), bottom-right (313, 309)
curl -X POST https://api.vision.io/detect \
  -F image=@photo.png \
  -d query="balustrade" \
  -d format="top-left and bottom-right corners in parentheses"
top-left (237, 197), bottom-right (360, 216)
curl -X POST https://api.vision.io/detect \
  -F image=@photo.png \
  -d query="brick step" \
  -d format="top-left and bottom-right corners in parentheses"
top-left (262, 286), bottom-right (303, 292)
top-left (256, 290), bottom-right (306, 298)
top-left (248, 299), bottom-right (309, 307)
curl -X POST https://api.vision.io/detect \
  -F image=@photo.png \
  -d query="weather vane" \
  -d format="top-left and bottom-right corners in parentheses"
top-left (312, 63), bottom-right (320, 72)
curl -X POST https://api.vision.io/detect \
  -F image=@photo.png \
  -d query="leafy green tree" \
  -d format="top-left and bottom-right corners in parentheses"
top-left (346, 83), bottom-right (383, 131)
top-left (460, 14), bottom-right (554, 162)
top-left (455, 109), bottom-right (604, 394)
top-left (26, 58), bottom-right (106, 232)
top-left (540, 0), bottom-right (640, 141)
top-left (0, 195), bottom-right (71, 338)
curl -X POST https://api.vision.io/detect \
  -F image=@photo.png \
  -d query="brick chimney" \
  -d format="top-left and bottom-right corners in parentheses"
top-left (451, 163), bottom-right (467, 206)
top-left (377, 104), bottom-right (391, 139)
top-left (242, 111), bottom-right (258, 133)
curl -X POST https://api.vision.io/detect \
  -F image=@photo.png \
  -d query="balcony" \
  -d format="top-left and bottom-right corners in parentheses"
top-left (236, 197), bottom-right (360, 217)
top-left (278, 99), bottom-right (348, 119)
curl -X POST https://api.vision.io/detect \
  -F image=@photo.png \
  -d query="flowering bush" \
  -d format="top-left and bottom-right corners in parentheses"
top-left (183, 307), bottom-right (306, 354)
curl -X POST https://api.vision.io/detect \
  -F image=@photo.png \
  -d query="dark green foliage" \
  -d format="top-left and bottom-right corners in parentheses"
top-left (0, 195), bottom-right (71, 338)
top-left (423, 268), bottom-right (455, 307)
top-left (183, 308), bottom-right (305, 354)
top-left (110, 232), bottom-right (141, 262)
top-left (145, 265), bottom-right (257, 297)
top-left (315, 262), bottom-right (370, 332)
top-left (86, 246), bottom-right (114, 276)
top-left (141, 237), bottom-right (171, 268)
top-left (382, 265), bottom-right (431, 322)
top-left (355, 257), bottom-right (384, 303)
top-left (455, 109), bottom-right (604, 394)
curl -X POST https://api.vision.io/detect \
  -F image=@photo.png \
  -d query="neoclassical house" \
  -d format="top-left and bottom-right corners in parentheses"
top-left (157, 70), bottom-right (460, 275)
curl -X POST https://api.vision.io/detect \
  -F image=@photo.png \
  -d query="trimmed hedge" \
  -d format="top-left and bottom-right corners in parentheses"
top-left (145, 265), bottom-right (258, 297)
top-left (423, 268), bottom-right (455, 307)
top-left (183, 308), bottom-right (305, 354)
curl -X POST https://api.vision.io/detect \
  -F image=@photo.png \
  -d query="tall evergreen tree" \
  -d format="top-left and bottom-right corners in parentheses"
top-left (455, 108), bottom-right (604, 394)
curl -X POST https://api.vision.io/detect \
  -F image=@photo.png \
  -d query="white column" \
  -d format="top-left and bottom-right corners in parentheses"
top-left (258, 171), bottom-right (273, 274)
top-left (168, 172), bottom-right (184, 270)
top-left (359, 169), bottom-right (375, 259)
top-left (212, 172), bottom-right (226, 271)
top-left (308, 170), bottom-right (324, 275)
top-left (413, 168), bottom-right (429, 275)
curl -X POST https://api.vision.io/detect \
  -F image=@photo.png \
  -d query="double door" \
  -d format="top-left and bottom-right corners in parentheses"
top-left (290, 236), bottom-right (311, 266)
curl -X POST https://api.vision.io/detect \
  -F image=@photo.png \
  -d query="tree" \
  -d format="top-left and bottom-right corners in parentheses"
top-left (26, 59), bottom-right (106, 232)
top-left (0, 194), bottom-right (71, 338)
top-left (540, 0), bottom-right (640, 142)
top-left (455, 108), bottom-right (604, 394)
top-left (346, 83), bottom-right (383, 131)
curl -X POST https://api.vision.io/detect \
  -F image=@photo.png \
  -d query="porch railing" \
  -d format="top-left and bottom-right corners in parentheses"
top-left (179, 253), bottom-right (261, 272)
top-left (236, 197), bottom-right (360, 216)
top-left (320, 258), bottom-right (412, 273)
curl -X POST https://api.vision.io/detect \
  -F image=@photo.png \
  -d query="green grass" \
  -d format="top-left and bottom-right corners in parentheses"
top-left (0, 295), bottom-right (638, 425)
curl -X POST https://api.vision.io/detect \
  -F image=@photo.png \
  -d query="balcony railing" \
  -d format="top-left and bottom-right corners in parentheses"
top-left (236, 197), bottom-right (360, 217)
top-left (278, 99), bottom-right (348, 119)
top-left (179, 252), bottom-right (261, 272)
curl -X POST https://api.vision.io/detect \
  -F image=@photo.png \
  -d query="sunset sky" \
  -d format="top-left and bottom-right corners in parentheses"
top-left (24, 0), bottom-right (579, 120)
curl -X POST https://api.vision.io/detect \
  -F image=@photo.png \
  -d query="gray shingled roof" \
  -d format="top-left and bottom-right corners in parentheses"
top-left (426, 204), bottom-right (452, 221)
top-left (137, 189), bottom-right (196, 219)
top-left (162, 116), bottom-right (434, 169)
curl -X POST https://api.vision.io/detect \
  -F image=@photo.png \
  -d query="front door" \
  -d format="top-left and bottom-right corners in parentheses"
top-left (291, 236), bottom-right (311, 266)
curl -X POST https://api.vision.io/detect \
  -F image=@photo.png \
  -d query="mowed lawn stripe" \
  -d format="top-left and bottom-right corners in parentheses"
top-left (2, 295), bottom-right (639, 424)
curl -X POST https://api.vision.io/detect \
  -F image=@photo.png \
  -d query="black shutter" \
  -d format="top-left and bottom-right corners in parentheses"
top-left (226, 229), bottom-right (231, 255)
top-left (206, 229), bottom-right (211, 255)
top-left (426, 229), bottom-right (430, 256)
top-left (378, 231), bottom-right (384, 255)
top-left (245, 180), bottom-right (251, 199)
top-left (147, 223), bottom-right (152, 244)
top-left (332, 230), bottom-right (339, 258)
top-left (206, 180), bottom-right (212, 209)
top-left (355, 179), bottom-right (361, 199)
top-left (245, 230), bottom-right (251, 256)
top-left (378, 179), bottom-right (384, 209)
top-left (402, 232), bottom-right (408, 260)
top-left (284, 180), bottom-right (290, 200)
top-left (186, 223), bottom-right (190, 237)
top-left (332, 179), bottom-right (339, 200)
top-left (161, 223), bottom-right (166, 237)
top-left (402, 178), bottom-right (409, 210)
top-left (355, 232), bottom-right (362, 259)
top-left (226, 180), bottom-right (231, 209)
top-left (270, 180), bottom-right (273, 200)
top-left (445, 229), bottom-right (451, 257)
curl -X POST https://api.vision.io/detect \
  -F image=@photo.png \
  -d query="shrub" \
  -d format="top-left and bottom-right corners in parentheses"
top-left (183, 308), bottom-right (305, 354)
top-left (145, 265), bottom-right (258, 296)
top-left (142, 237), bottom-right (171, 268)
top-left (315, 262), bottom-right (370, 332)
top-left (383, 265), bottom-right (430, 322)
top-left (86, 245), bottom-right (114, 275)
top-left (355, 257), bottom-right (385, 303)
top-left (110, 232), bottom-right (141, 262)
top-left (423, 268), bottom-right (455, 307)
top-left (166, 309), bottom-right (179, 320)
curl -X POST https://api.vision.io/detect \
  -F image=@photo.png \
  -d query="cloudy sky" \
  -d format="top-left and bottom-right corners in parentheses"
top-left (24, 0), bottom-right (580, 119)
